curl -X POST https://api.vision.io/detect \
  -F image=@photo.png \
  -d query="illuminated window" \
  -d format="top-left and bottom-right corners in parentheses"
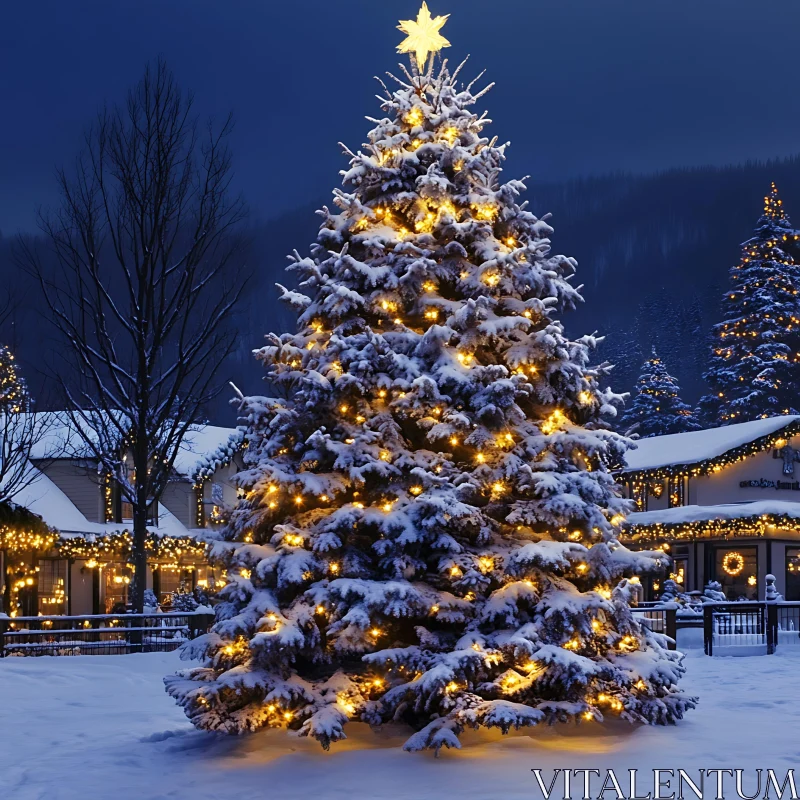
top-left (38, 559), bottom-right (68, 615)
top-left (104, 563), bottom-right (132, 613)
top-left (714, 546), bottom-right (758, 601)
top-left (786, 548), bottom-right (800, 601)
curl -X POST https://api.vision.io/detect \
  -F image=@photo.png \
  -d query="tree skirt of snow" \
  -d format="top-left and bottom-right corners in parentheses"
top-left (0, 650), bottom-right (798, 799)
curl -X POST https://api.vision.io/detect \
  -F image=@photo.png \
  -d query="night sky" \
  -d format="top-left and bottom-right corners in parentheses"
top-left (2, 0), bottom-right (800, 233)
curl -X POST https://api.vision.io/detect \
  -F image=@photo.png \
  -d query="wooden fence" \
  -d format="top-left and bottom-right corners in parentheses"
top-left (0, 611), bottom-right (214, 656)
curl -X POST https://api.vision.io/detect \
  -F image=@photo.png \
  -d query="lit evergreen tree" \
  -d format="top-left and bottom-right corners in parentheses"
top-left (621, 349), bottom-right (700, 438)
top-left (0, 345), bottom-right (29, 413)
top-left (165, 4), bottom-right (695, 753)
top-left (699, 183), bottom-right (800, 424)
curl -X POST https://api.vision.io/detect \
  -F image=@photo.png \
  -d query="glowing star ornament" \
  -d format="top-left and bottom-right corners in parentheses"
top-left (397, 2), bottom-right (451, 71)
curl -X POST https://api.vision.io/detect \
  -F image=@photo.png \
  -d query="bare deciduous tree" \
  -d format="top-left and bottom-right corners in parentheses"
top-left (19, 59), bottom-right (247, 612)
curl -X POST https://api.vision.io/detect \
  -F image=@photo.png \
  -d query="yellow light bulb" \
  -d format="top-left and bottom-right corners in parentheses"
top-left (405, 107), bottom-right (424, 126)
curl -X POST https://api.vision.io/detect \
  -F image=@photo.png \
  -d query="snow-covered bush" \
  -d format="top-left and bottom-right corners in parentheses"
top-left (143, 589), bottom-right (161, 613)
top-left (702, 581), bottom-right (727, 603)
top-left (169, 588), bottom-right (199, 612)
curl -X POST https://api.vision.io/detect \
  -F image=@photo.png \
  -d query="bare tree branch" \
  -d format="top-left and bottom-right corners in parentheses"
top-left (17, 58), bottom-right (248, 612)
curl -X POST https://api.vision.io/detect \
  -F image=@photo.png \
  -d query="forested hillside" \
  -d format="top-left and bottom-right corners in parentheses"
top-left (4, 155), bottom-right (800, 421)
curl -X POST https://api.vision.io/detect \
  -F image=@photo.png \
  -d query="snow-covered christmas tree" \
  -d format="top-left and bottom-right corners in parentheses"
top-left (0, 345), bottom-right (29, 413)
top-left (620, 349), bottom-right (700, 438)
top-left (698, 183), bottom-right (800, 425)
top-left (165, 3), bottom-right (696, 752)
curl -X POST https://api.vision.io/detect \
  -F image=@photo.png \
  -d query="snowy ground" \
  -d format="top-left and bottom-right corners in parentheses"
top-left (2, 650), bottom-right (799, 800)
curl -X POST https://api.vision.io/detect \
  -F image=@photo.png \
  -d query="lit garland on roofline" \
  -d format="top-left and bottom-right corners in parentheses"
top-left (56, 532), bottom-right (208, 563)
top-left (0, 503), bottom-right (58, 554)
top-left (0, 527), bottom-right (59, 553)
top-left (618, 420), bottom-right (800, 482)
top-left (623, 512), bottom-right (800, 544)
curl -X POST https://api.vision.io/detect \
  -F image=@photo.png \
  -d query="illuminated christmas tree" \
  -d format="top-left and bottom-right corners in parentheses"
top-left (699, 183), bottom-right (800, 425)
top-left (165, 3), bottom-right (695, 752)
top-left (621, 349), bottom-right (700, 438)
top-left (0, 345), bottom-right (29, 413)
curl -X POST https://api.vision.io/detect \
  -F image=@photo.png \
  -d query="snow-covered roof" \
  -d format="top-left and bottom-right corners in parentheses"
top-left (621, 415), bottom-right (800, 474)
top-left (172, 425), bottom-right (243, 479)
top-left (8, 462), bottom-right (211, 541)
top-left (22, 412), bottom-right (242, 480)
top-left (628, 499), bottom-right (800, 528)
top-left (10, 463), bottom-right (108, 535)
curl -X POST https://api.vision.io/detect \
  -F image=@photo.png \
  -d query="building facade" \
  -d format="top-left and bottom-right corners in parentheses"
top-left (619, 415), bottom-right (800, 602)
top-left (0, 415), bottom-right (244, 616)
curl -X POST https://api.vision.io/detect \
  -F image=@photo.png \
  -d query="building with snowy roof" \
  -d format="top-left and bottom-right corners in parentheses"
top-left (0, 413), bottom-right (244, 617)
top-left (618, 414), bottom-right (800, 601)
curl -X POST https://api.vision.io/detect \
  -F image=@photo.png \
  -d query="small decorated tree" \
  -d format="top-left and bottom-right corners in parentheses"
top-left (0, 345), bottom-right (29, 413)
top-left (170, 586), bottom-right (199, 612)
top-left (165, 4), bottom-right (696, 752)
top-left (699, 183), bottom-right (800, 425)
top-left (620, 349), bottom-right (700, 438)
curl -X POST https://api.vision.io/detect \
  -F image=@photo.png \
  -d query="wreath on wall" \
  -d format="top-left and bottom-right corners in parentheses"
top-left (722, 551), bottom-right (745, 576)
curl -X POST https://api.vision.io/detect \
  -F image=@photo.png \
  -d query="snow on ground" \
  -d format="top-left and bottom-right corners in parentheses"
top-left (2, 650), bottom-right (799, 800)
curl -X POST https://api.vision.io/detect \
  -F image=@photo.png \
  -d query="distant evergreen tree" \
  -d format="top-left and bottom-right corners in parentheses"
top-left (699, 184), bottom-right (800, 424)
top-left (621, 349), bottom-right (700, 438)
top-left (686, 298), bottom-right (707, 377)
top-left (0, 345), bottom-right (29, 413)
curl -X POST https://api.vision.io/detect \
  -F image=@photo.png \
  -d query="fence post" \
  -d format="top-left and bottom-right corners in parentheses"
top-left (703, 604), bottom-right (714, 656)
top-left (191, 612), bottom-right (214, 638)
top-left (0, 616), bottom-right (8, 658)
top-left (129, 614), bottom-right (143, 653)
top-left (767, 603), bottom-right (778, 655)
top-left (665, 608), bottom-right (677, 651)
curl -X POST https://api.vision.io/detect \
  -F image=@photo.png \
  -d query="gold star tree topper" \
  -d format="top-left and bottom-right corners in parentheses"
top-left (397, 2), bottom-right (451, 70)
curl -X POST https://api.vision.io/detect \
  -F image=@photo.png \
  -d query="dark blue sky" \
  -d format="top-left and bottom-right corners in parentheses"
top-left (2, 0), bottom-right (800, 232)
